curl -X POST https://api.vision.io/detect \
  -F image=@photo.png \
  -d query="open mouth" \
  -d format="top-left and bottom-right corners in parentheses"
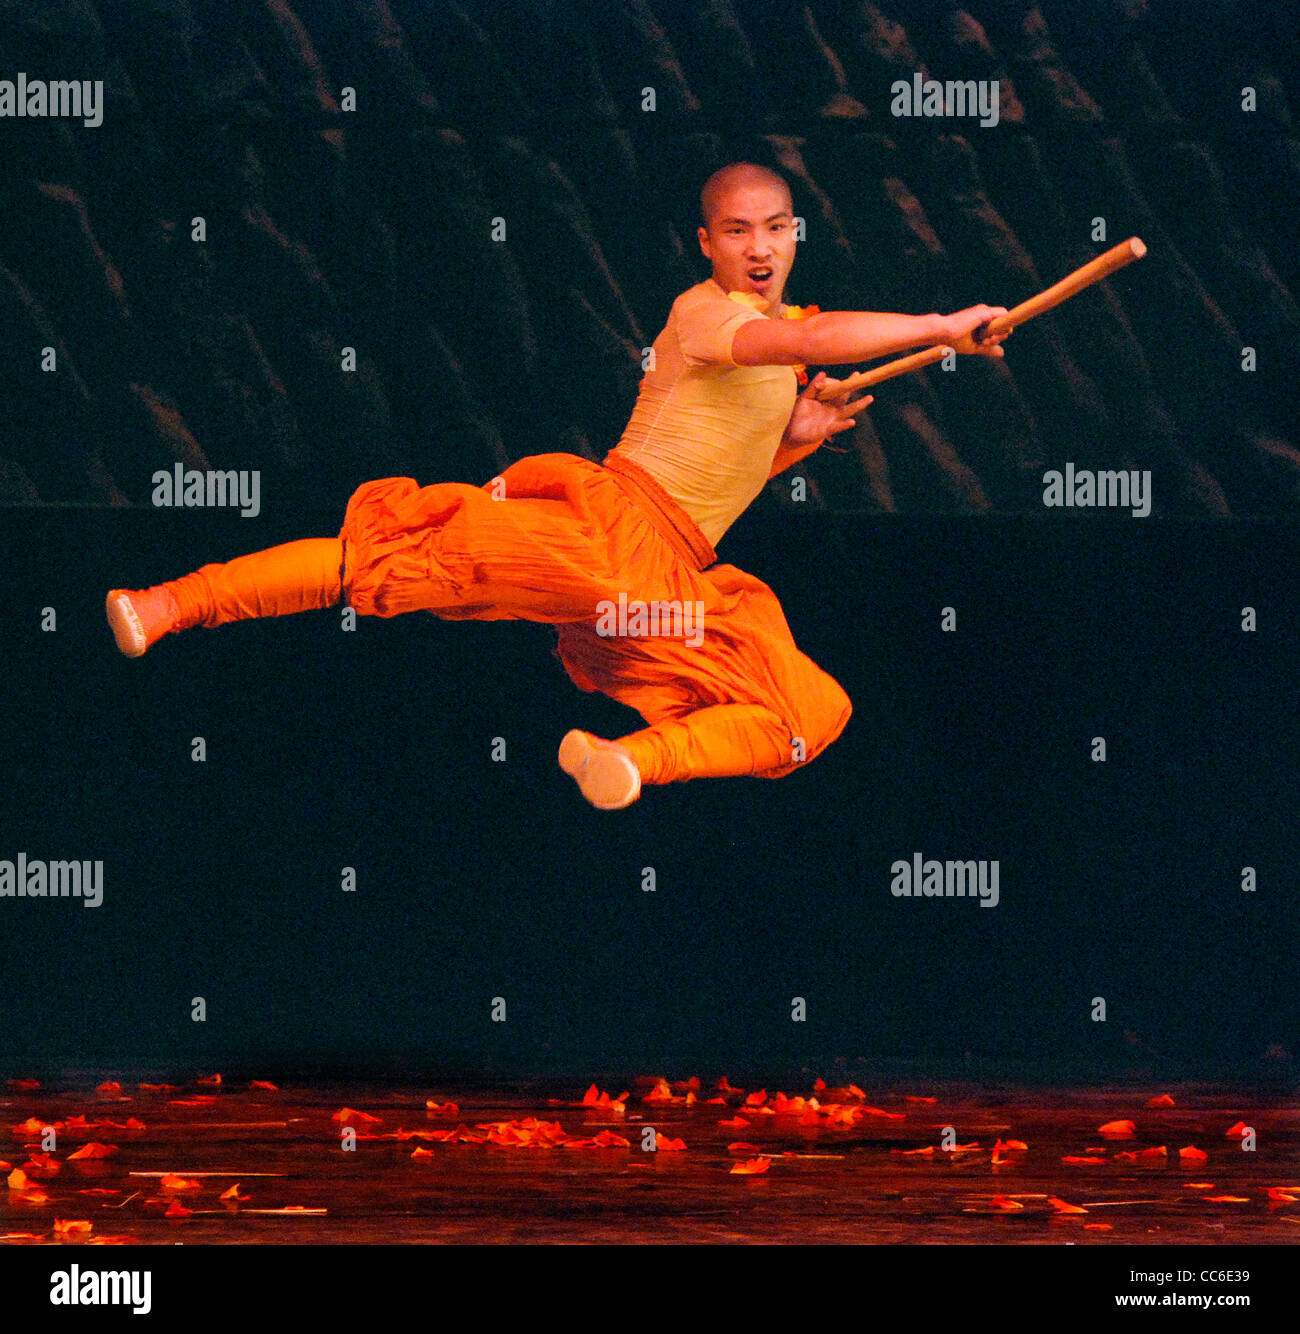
top-left (748, 266), bottom-right (774, 286)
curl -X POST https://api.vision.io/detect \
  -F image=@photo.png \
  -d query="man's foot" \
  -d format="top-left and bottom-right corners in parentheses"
top-left (106, 586), bottom-right (181, 658)
top-left (558, 729), bottom-right (642, 810)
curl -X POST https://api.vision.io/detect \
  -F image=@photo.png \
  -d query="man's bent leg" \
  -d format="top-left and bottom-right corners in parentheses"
top-left (615, 703), bottom-right (793, 786)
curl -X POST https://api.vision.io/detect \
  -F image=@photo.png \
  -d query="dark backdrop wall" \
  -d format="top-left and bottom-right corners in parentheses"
top-left (0, 0), bottom-right (1297, 516)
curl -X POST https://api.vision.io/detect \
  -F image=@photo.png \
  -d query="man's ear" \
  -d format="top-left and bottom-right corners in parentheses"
top-left (697, 225), bottom-right (711, 260)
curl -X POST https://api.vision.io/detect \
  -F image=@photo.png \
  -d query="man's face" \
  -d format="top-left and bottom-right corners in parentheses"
top-left (697, 180), bottom-right (796, 312)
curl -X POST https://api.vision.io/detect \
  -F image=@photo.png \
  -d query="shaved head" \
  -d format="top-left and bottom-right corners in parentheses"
top-left (699, 162), bottom-right (792, 229)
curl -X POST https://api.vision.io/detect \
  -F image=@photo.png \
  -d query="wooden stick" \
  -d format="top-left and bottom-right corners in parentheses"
top-left (813, 236), bottom-right (1146, 400)
top-left (974, 236), bottom-right (1146, 342)
top-left (813, 343), bottom-right (954, 400)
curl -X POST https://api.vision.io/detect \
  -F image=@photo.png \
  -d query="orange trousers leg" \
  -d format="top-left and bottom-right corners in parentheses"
top-left (614, 704), bottom-right (793, 785)
top-left (154, 531), bottom-right (836, 791)
top-left (166, 538), bottom-right (344, 629)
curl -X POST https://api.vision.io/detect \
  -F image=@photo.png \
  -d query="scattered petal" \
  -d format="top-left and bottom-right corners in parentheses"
top-left (11, 1118), bottom-right (62, 1135)
top-left (729, 1156), bottom-right (771, 1175)
top-left (1178, 1146), bottom-right (1208, 1162)
top-left (1146, 1094), bottom-right (1176, 1108)
top-left (250, 1081), bottom-right (278, 1091)
top-left (67, 1142), bottom-right (117, 1160)
top-left (1098, 1120), bottom-right (1136, 1136)
top-left (52, 1219), bottom-right (93, 1235)
top-left (160, 1173), bottom-right (200, 1191)
top-left (1047, 1197), bottom-right (1088, 1214)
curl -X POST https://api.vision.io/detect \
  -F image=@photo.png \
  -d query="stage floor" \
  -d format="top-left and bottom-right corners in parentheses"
top-left (3, 1076), bottom-right (1297, 1244)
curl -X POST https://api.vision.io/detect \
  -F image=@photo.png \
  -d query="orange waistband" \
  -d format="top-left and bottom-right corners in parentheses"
top-left (601, 450), bottom-right (718, 572)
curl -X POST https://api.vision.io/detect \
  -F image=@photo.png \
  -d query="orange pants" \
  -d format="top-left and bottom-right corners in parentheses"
top-left (165, 452), bottom-right (852, 786)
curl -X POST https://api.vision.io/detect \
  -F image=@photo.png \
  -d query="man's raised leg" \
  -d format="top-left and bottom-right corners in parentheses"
top-left (107, 537), bottom-right (344, 657)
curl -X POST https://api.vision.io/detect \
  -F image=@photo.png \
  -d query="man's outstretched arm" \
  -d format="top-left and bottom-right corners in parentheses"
top-left (734, 303), bottom-right (1010, 367)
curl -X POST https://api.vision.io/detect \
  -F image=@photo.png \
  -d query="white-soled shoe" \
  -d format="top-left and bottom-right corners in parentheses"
top-left (558, 729), bottom-right (642, 810)
top-left (106, 586), bottom-right (180, 658)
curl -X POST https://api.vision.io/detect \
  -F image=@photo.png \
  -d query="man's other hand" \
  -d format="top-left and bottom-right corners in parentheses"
top-left (782, 373), bottom-right (874, 448)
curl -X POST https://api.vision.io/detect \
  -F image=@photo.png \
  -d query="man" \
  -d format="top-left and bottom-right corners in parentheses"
top-left (107, 162), bottom-right (1008, 810)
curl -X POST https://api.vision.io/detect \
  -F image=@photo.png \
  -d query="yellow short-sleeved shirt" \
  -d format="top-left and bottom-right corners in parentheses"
top-left (607, 279), bottom-right (798, 547)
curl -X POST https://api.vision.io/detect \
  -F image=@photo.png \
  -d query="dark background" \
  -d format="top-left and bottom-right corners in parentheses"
top-left (1, 0), bottom-right (1298, 1084)
top-left (5, 507), bottom-right (1297, 1082)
